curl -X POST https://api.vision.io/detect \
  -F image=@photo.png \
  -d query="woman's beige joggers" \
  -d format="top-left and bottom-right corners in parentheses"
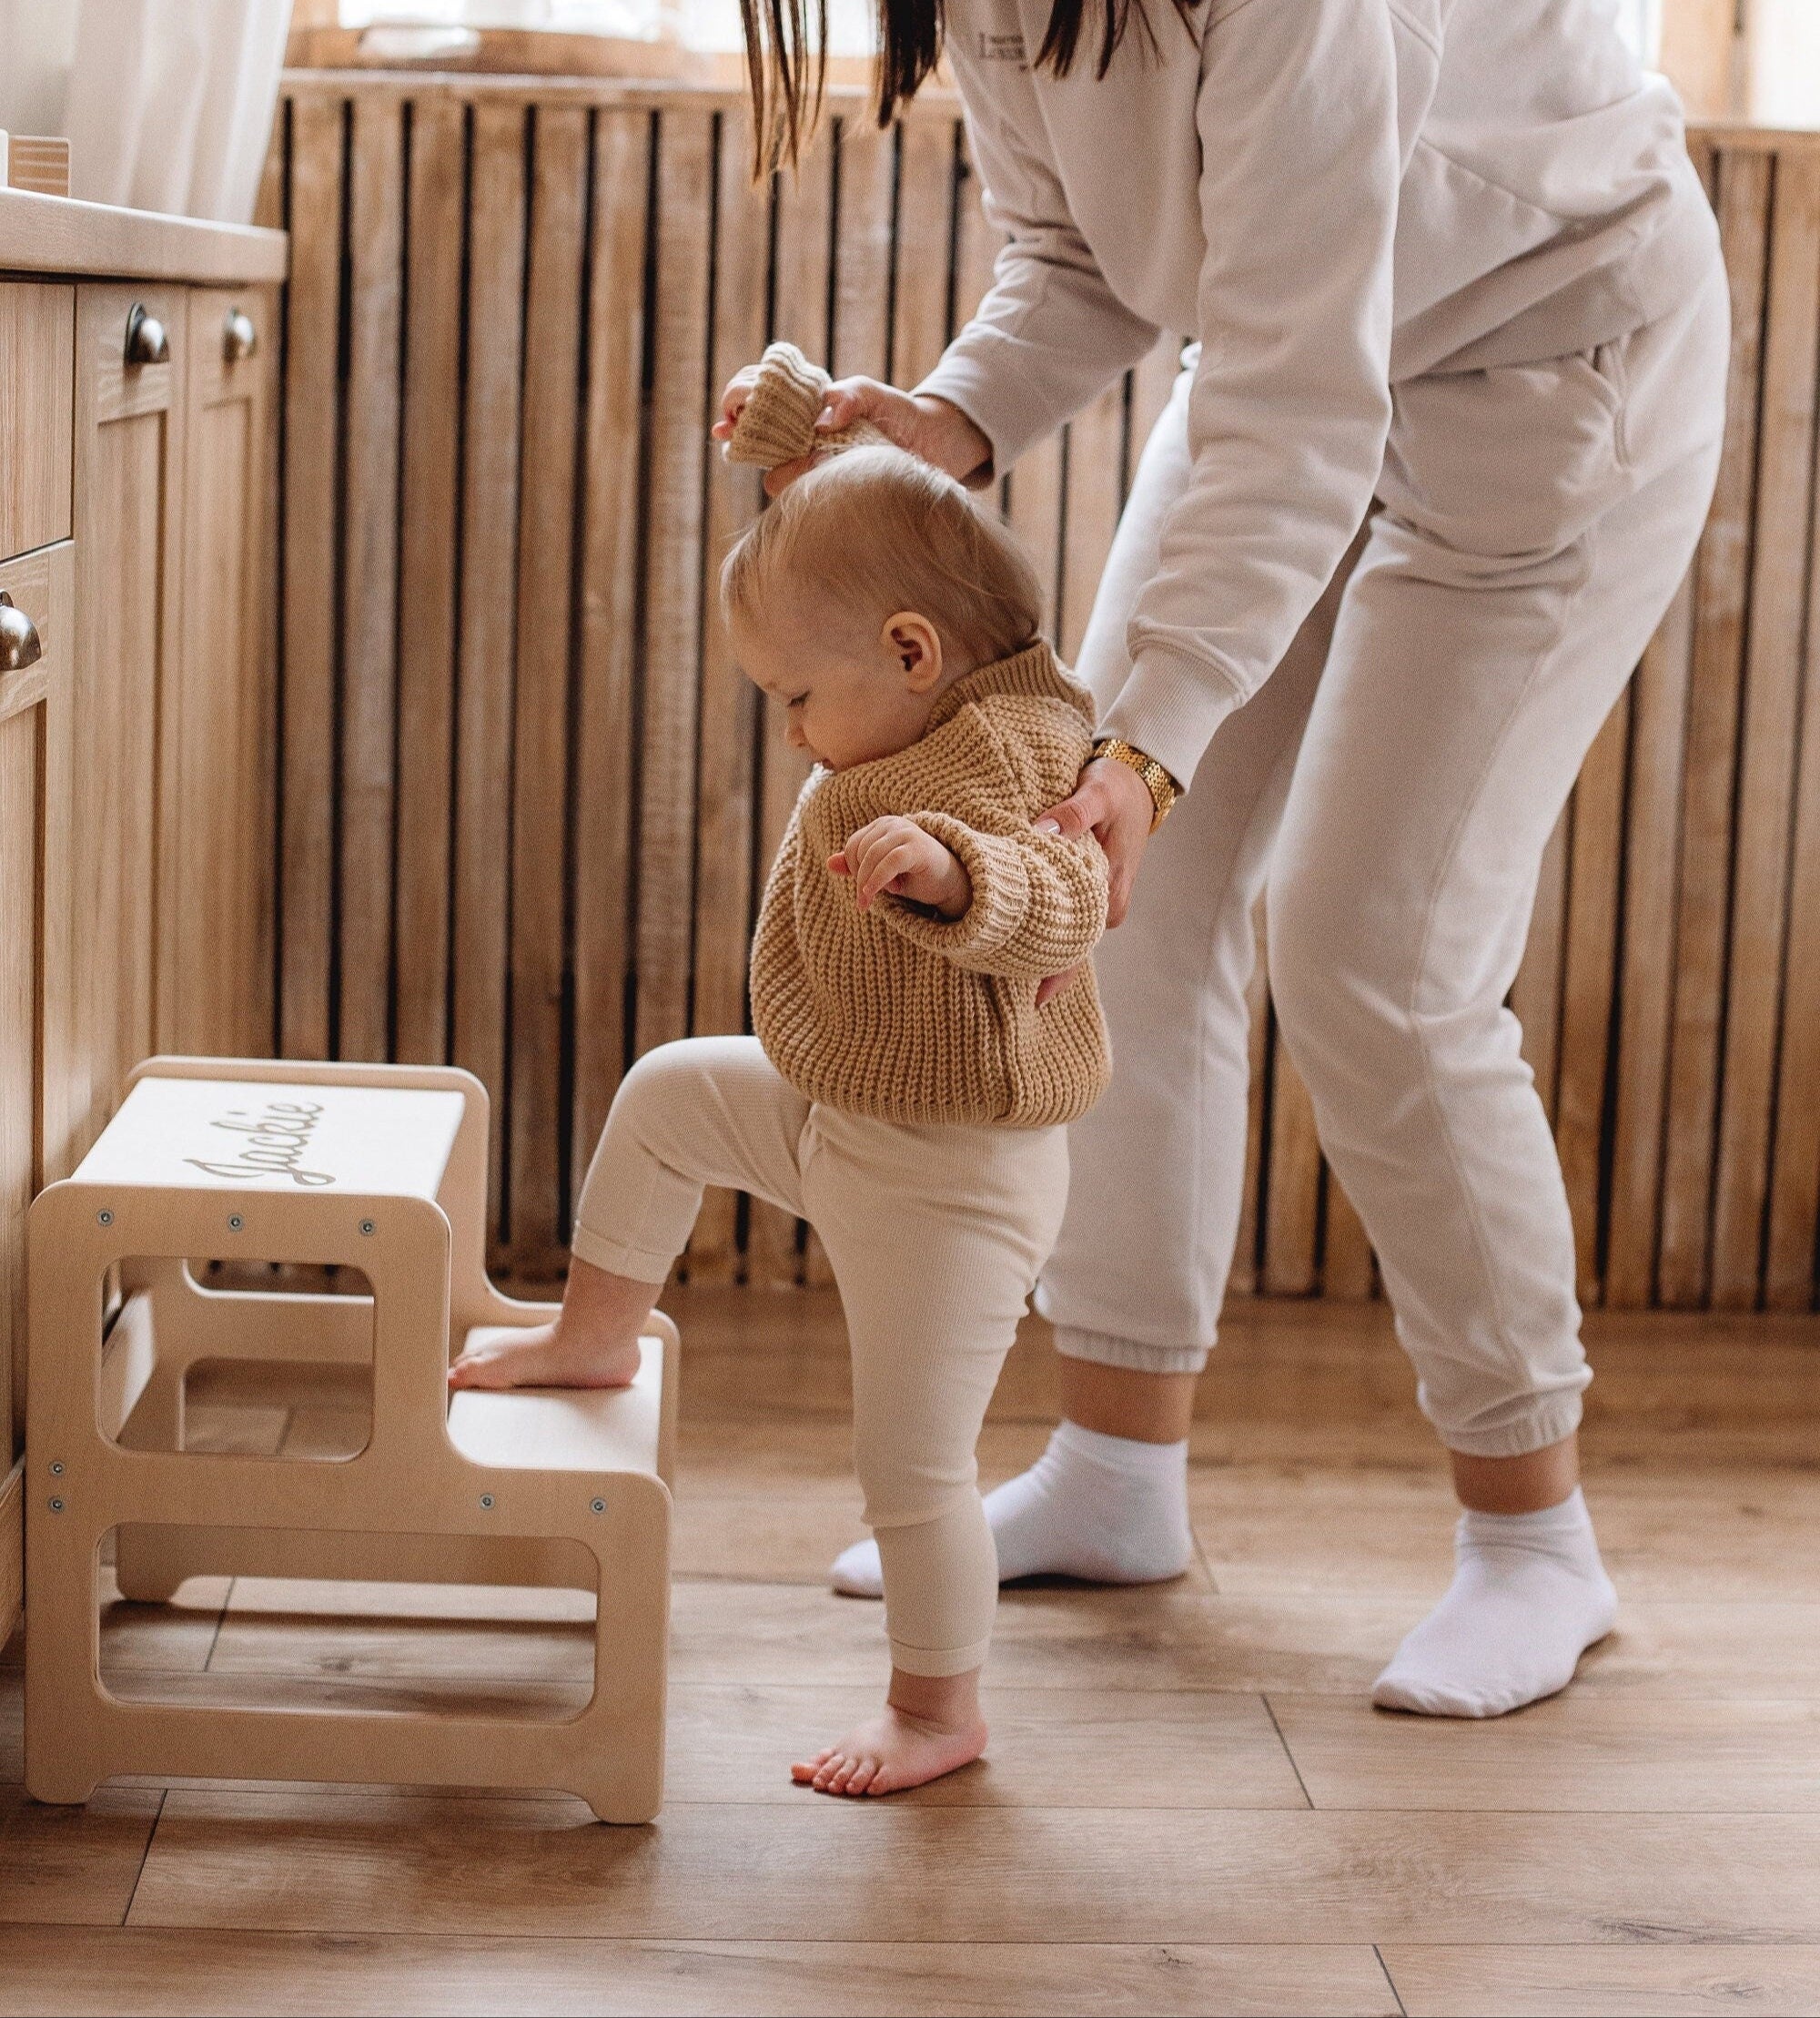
top-left (1040, 260), bottom-right (1732, 1456)
top-left (572, 1037), bottom-right (1070, 1673)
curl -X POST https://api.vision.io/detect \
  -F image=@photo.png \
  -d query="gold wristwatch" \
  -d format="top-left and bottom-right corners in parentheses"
top-left (1092, 737), bottom-right (1181, 832)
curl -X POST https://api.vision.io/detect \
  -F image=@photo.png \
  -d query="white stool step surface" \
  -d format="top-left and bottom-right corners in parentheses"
top-left (445, 1332), bottom-right (666, 1475)
top-left (70, 1075), bottom-right (467, 1200)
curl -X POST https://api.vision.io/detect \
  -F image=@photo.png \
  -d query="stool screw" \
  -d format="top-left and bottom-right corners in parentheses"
top-left (96, 1209), bottom-right (114, 1226)
top-left (228, 1214), bottom-right (245, 1232)
top-left (479, 1494), bottom-right (495, 1509)
top-left (49, 1462), bottom-right (64, 1476)
top-left (590, 1497), bottom-right (606, 1515)
top-left (359, 1219), bottom-right (376, 1236)
top-left (47, 1497), bottom-right (64, 1514)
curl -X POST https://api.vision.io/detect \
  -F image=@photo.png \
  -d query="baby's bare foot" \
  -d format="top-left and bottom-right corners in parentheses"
top-left (790, 1703), bottom-right (988, 1797)
top-left (447, 1321), bottom-right (642, 1392)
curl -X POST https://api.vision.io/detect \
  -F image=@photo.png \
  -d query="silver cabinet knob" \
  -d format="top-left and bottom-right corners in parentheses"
top-left (125, 303), bottom-right (170, 366)
top-left (0, 593), bottom-right (44, 674)
top-left (223, 307), bottom-right (258, 362)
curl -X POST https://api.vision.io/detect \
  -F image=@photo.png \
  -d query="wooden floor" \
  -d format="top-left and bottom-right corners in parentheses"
top-left (5, 1289), bottom-right (1820, 2017)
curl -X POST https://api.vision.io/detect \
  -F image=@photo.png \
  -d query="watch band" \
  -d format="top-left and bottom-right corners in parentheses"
top-left (1091, 736), bottom-right (1181, 832)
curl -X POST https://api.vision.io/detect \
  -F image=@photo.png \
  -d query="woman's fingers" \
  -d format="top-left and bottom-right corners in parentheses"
top-left (1032, 796), bottom-right (1092, 841)
top-left (818, 376), bottom-right (900, 433)
top-left (1034, 756), bottom-right (1156, 929)
top-left (763, 451), bottom-right (821, 497)
top-left (1105, 842), bottom-right (1147, 928)
top-left (1035, 964), bottom-right (1082, 1008)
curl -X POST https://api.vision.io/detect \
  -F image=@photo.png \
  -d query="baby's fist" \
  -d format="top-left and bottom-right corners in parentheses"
top-left (828, 816), bottom-right (971, 918)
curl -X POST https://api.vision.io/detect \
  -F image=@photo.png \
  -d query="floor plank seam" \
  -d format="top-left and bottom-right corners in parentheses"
top-left (0, 1924), bottom-right (1435, 1950)
top-left (1192, 1525), bottom-right (1220, 1595)
top-left (1372, 1942), bottom-right (1409, 2015)
top-left (198, 1579), bottom-right (233, 1672)
top-left (118, 1788), bottom-right (166, 1928)
top-left (1260, 1694), bottom-right (1315, 1810)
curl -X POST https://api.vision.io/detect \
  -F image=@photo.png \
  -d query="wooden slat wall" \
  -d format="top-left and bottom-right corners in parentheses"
top-left (261, 78), bottom-right (1820, 1312)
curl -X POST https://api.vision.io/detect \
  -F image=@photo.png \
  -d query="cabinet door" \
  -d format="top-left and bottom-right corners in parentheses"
top-left (0, 542), bottom-right (74, 1648)
top-left (67, 285), bottom-right (185, 1162)
top-left (158, 288), bottom-right (278, 1059)
top-left (0, 282), bottom-right (75, 563)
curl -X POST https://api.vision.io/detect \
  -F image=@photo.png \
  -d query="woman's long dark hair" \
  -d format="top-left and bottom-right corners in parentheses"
top-left (738, 0), bottom-right (1200, 178)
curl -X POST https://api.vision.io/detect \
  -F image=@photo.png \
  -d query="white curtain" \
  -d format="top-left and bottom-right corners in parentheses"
top-left (0, 0), bottom-right (291, 224)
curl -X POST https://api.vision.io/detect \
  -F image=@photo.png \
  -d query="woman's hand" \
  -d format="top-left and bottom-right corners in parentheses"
top-left (1031, 756), bottom-right (1156, 1005)
top-left (830, 816), bottom-right (972, 919)
top-left (713, 373), bottom-right (992, 497)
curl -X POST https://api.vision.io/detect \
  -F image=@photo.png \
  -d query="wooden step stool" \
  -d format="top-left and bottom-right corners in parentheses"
top-left (25, 1056), bottom-right (677, 1823)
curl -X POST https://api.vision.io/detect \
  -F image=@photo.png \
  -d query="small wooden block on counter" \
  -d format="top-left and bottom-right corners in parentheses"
top-left (0, 135), bottom-right (73, 200)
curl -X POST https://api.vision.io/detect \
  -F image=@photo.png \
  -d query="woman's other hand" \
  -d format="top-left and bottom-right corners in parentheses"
top-left (1035, 755), bottom-right (1155, 925)
top-left (1031, 756), bottom-right (1155, 1003)
top-left (712, 373), bottom-right (993, 497)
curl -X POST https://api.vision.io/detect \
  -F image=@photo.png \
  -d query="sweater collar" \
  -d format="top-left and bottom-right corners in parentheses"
top-left (925, 638), bottom-right (1094, 736)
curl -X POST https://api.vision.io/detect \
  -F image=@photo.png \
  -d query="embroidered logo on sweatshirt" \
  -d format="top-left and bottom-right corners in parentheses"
top-left (976, 29), bottom-right (1027, 64)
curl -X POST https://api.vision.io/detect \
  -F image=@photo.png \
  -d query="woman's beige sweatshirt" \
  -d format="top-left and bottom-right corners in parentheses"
top-left (915, 0), bottom-right (1723, 791)
top-left (749, 641), bottom-right (1112, 1126)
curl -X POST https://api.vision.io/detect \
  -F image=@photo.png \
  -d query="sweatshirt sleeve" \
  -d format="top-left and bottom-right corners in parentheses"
top-left (880, 810), bottom-right (1108, 979)
top-left (914, 95), bottom-right (1160, 481)
top-left (1097, 0), bottom-right (1401, 789)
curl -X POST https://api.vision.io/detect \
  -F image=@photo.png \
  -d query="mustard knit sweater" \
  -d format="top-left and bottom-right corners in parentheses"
top-left (750, 642), bottom-right (1111, 1127)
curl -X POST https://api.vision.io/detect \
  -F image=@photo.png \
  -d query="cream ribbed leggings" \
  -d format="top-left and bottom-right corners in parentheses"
top-left (571, 1036), bottom-right (1070, 1674)
top-left (1040, 259), bottom-right (1731, 1456)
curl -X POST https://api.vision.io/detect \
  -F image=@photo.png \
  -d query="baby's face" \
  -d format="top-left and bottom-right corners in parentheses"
top-left (732, 606), bottom-right (948, 773)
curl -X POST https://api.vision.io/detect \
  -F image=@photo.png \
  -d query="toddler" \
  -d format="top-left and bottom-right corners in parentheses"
top-left (450, 348), bottom-right (1111, 1797)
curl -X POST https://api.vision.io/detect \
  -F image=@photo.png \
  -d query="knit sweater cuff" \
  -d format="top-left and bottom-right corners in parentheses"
top-left (880, 811), bottom-right (1030, 962)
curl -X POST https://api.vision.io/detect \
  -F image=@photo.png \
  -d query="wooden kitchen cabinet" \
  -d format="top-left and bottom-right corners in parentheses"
top-left (0, 189), bottom-right (285, 1651)
top-left (66, 283), bottom-right (184, 1168)
top-left (0, 543), bottom-right (74, 1646)
top-left (160, 285), bottom-right (278, 1061)
top-left (0, 284), bottom-right (73, 561)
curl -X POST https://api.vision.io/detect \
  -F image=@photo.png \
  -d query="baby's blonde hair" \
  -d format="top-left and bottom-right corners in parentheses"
top-left (721, 445), bottom-right (1043, 669)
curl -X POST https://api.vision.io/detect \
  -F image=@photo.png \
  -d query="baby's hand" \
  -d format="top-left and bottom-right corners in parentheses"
top-left (829, 816), bottom-right (972, 919)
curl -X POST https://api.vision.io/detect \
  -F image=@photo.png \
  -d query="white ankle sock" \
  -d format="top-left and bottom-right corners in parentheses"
top-left (829, 1420), bottom-right (1195, 1597)
top-left (1370, 1487), bottom-right (1618, 1718)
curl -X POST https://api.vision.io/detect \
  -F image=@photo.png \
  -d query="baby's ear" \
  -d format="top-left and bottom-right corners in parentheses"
top-left (881, 611), bottom-right (945, 692)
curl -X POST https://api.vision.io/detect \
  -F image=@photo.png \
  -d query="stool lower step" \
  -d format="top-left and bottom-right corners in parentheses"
top-left (447, 1331), bottom-right (666, 1475)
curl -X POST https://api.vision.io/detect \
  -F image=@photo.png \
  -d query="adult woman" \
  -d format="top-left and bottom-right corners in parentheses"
top-left (745, 0), bottom-right (1728, 1716)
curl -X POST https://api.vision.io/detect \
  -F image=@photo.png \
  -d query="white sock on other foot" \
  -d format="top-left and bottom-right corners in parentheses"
top-left (1371, 1487), bottom-right (1617, 1718)
top-left (829, 1421), bottom-right (1195, 1597)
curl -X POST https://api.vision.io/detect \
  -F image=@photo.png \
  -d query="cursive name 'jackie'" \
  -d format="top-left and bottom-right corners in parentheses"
top-left (185, 1100), bottom-right (336, 1185)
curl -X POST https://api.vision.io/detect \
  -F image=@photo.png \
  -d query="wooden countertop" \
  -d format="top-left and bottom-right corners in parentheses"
top-left (0, 188), bottom-right (286, 286)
